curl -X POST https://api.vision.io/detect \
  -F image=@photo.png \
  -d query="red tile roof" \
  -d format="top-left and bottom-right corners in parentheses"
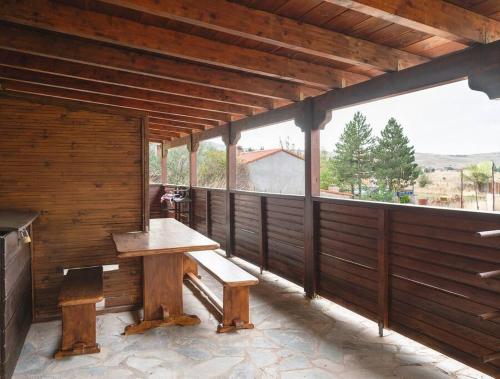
top-left (238, 148), bottom-right (303, 164)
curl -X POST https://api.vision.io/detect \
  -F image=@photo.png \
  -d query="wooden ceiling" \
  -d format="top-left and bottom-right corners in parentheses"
top-left (0, 0), bottom-right (498, 142)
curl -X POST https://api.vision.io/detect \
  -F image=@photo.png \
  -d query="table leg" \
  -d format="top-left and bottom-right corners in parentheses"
top-left (123, 253), bottom-right (200, 335)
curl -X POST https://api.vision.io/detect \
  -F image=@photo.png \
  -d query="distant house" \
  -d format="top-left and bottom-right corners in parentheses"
top-left (238, 148), bottom-right (304, 195)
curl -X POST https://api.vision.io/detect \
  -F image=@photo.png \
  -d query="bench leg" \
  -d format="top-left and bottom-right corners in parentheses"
top-left (183, 255), bottom-right (199, 278)
top-left (217, 286), bottom-right (254, 333)
top-left (55, 303), bottom-right (100, 359)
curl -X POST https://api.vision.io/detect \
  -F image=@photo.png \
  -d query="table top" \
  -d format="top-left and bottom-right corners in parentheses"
top-left (112, 218), bottom-right (220, 258)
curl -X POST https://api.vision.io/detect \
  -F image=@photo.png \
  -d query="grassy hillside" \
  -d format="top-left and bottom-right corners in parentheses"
top-left (415, 152), bottom-right (500, 170)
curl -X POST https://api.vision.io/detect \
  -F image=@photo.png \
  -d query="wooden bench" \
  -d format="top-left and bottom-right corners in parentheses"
top-left (185, 250), bottom-right (258, 333)
top-left (55, 266), bottom-right (103, 359)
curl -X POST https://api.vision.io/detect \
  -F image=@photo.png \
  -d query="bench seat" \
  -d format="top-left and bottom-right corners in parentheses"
top-left (186, 250), bottom-right (258, 287)
top-left (55, 266), bottom-right (103, 359)
top-left (185, 250), bottom-right (258, 333)
top-left (58, 267), bottom-right (104, 306)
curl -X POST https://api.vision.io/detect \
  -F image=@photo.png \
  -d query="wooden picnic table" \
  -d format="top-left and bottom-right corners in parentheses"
top-left (112, 218), bottom-right (219, 334)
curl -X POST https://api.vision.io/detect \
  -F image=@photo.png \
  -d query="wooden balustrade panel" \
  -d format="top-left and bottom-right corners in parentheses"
top-left (192, 188), bottom-right (207, 234)
top-left (389, 208), bottom-right (500, 377)
top-left (233, 193), bottom-right (260, 266)
top-left (265, 196), bottom-right (305, 285)
top-left (317, 200), bottom-right (381, 322)
top-left (149, 184), bottom-right (164, 219)
top-left (209, 190), bottom-right (226, 250)
top-left (0, 96), bottom-right (143, 321)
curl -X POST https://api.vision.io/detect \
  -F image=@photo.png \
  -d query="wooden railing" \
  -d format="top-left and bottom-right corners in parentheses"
top-left (150, 185), bottom-right (500, 377)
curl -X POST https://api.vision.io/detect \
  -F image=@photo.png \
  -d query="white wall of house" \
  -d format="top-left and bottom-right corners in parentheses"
top-left (247, 151), bottom-right (304, 195)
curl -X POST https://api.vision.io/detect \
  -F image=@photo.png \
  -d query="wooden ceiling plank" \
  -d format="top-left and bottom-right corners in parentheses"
top-left (0, 80), bottom-right (233, 122)
top-left (99, 0), bottom-right (427, 71)
top-left (0, 64), bottom-right (258, 116)
top-left (147, 117), bottom-right (207, 130)
top-left (322, 0), bottom-right (500, 43)
top-left (0, 0), bottom-right (369, 88)
top-left (0, 47), bottom-right (276, 110)
top-left (148, 123), bottom-right (196, 133)
top-left (148, 115), bottom-right (219, 127)
top-left (0, 22), bottom-right (309, 102)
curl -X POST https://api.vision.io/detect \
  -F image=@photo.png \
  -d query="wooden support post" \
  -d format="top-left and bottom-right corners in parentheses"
top-left (142, 116), bottom-right (150, 232)
top-left (161, 142), bottom-right (168, 185)
top-left (492, 161), bottom-right (496, 212)
top-left (223, 125), bottom-right (239, 257)
top-left (206, 190), bottom-right (212, 237)
top-left (258, 195), bottom-right (268, 273)
top-left (378, 208), bottom-right (390, 336)
top-left (189, 135), bottom-right (199, 188)
top-left (297, 98), bottom-right (331, 298)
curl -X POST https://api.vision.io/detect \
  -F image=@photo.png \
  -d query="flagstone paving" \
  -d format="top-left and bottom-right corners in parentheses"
top-left (14, 257), bottom-right (492, 379)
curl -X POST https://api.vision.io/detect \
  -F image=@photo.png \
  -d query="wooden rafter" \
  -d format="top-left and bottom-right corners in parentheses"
top-left (99, 0), bottom-right (427, 71)
top-left (0, 80), bottom-right (233, 122)
top-left (0, 22), bottom-right (314, 102)
top-left (148, 123), bottom-right (195, 134)
top-left (0, 0), bottom-right (369, 89)
top-left (0, 65), bottom-right (258, 116)
top-left (149, 115), bottom-right (218, 128)
top-left (148, 117), bottom-right (207, 131)
top-left (323, 0), bottom-right (500, 44)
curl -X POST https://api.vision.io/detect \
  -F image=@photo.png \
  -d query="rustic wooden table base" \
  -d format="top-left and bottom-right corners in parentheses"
top-left (123, 313), bottom-right (201, 335)
top-left (122, 253), bottom-right (203, 335)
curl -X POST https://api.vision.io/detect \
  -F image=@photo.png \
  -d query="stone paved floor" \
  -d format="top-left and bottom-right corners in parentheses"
top-left (14, 257), bottom-right (493, 379)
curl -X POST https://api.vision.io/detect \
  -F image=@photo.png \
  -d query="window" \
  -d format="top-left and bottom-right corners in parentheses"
top-left (320, 80), bottom-right (500, 211)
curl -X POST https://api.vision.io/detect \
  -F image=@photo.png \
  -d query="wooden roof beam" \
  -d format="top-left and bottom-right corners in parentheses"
top-left (0, 80), bottom-right (234, 122)
top-left (148, 115), bottom-right (218, 128)
top-left (147, 118), bottom-right (206, 131)
top-left (102, 0), bottom-right (427, 71)
top-left (0, 47), bottom-right (276, 110)
top-left (0, 64), bottom-right (258, 116)
top-left (149, 124), bottom-right (190, 132)
top-left (0, 22), bottom-right (313, 102)
top-left (0, 0), bottom-right (368, 89)
top-left (323, 0), bottom-right (500, 44)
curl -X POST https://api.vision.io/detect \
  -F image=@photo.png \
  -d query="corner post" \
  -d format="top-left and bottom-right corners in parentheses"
top-left (188, 135), bottom-right (199, 188)
top-left (378, 208), bottom-right (390, 336)
top-left (223, 124), bottom-right (240, 257)
top-left (296, 98), bottom-right (332, 298)
top-left (161, 142), bottom-right (168, 185)
top-left (142, 116), bottom-right (150, 232)
top-left (188, 135), bottom-right (199, 227)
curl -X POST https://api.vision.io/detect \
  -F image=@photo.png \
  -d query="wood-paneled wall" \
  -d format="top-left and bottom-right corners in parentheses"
top-left (0, 96), bottom-right (143, 321)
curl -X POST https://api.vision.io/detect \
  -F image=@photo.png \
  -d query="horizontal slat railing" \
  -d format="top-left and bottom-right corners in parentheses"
top-left (188, 187), bottom-right (500, 377)
top-left (314, 196), bottom-right (500, 378)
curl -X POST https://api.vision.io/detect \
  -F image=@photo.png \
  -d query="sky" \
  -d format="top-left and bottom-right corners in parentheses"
top-left (237, 80), bottom-right (500, 155)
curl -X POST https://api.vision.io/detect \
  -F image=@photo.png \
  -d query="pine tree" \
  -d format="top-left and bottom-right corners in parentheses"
top-left (373, 117), bottom-right (419, 195)
top-left (332, 112), bottom-right (374, 197)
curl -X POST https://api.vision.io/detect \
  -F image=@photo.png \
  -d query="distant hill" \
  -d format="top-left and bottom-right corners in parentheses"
top-left (415, 152), bottom-right (500, 170)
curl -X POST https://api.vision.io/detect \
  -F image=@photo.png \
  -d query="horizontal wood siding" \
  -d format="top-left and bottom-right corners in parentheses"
top-left (149, 184), bottom-right (164, 219)
top-left (233, 193), bottom-right (260, 265)
top-left (315, 197), bottom-right (500, 377)
top-left (0, 97), bottom-right (143, 321)
top-left (317, 201), bottom-right (379, 321)
top-left (389, 208), bottom-right (500, 376)
top-left (192, 188), bottom-right (207, 234)
top-left (266, 197), bottom-right (304, 286)
top-left (209, 190), bottom-right (226, 250)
